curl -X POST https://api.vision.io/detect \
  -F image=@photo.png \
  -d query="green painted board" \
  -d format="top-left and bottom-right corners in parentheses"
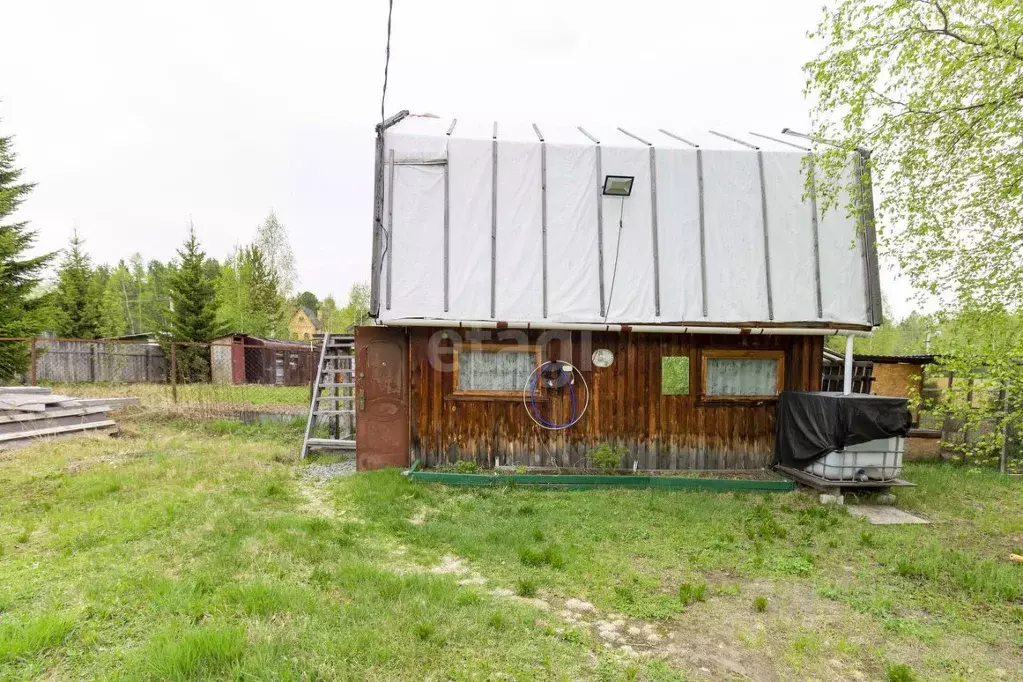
top-left (407, 468), bottom-right (794, 492)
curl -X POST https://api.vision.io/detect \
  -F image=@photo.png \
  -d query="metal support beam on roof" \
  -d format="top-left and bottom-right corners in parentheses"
top-left (534, 124), bottom-right (548, 318)
top-left (385, 148), bottom-right (395, 311)
top-left (491, 122), bottom-right (498, 319)
top-left (578, 126), bottom-right (606, 318)
top-left (755, 151), bottom-right (775, 320)
top-left (658, 129), bottom-right (699, 147)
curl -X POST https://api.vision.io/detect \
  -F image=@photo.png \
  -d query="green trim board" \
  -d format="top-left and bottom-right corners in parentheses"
top-left (406, 462), bottom-right (794, 492)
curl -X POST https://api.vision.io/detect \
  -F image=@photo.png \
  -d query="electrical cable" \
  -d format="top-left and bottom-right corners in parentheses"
top-left (522, 361), bottom-right (590, 431)
top-left (375, 0), bottom-right (396, 297)
top-left (380, 0), bottom-right (394, 125)
top-left (602, 197), bottom-right (626, 324)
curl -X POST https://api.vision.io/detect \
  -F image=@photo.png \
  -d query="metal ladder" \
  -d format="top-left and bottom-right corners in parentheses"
top-left (300, 333), bottom-right (356, 458)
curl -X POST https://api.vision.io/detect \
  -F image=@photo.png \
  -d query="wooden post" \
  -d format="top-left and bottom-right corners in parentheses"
top-left (170, 343), bottom-right (178, 403)
top-left (28, 337), bottom-right (37, 385)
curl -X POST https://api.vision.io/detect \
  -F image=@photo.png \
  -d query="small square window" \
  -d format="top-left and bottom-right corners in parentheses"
top-left (661, 356), bottom-right (690, 395)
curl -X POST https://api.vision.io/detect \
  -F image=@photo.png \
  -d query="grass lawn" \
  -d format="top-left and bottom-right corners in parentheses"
top-left (2, 416), bottom-right (1023, 680)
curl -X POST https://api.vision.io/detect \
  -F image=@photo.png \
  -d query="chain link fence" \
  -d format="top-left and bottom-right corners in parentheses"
top-left (918, 368), bottom-right (1023, 473)
top-left (0, 336), bottom-right (332, 426)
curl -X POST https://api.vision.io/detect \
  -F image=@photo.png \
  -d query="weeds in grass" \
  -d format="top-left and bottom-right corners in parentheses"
top-left (144, 625), bottom-right (245, 680)
top-left (452, 460), bottom-right (479, 474)
top-left (860, 531), bottom-right (876, 547)
top-left (516, 504), bottom-right (535, 515)
top-left (0, 614), bottom-right (74, 663)
top-left (745, 504), bottom-right (787, 541)
top-left (588, 443), bottom-right (628, 473)
top-left (516, 578), bottom-right (539, 597)
top-left (885, 662), bottom-right (916, 682)
top-left (678, 582), bottom-right (707, 606)
top-left (413, 622), bottom-right (436, 641)
top-left (532, 528), bottom-right (545, 542)
top-left (489, 611), bottom-right (507, 629)
top-left (753, 595), bottom-right (769, 612)
top-left (519, 543), bottom-right (565, 569)
top-left (891, 544), bottom-right (1022, 601)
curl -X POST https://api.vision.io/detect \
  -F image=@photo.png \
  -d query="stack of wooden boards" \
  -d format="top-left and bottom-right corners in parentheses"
top-left (0, 386), bottom-right (139, 450)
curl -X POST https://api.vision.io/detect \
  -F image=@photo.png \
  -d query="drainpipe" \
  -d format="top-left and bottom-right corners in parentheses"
top-left (843, 334), bottom-right (855, 395)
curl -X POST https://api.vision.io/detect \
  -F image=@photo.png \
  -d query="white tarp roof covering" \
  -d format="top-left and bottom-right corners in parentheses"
top-left (374, 114), bottom-right (880, 329)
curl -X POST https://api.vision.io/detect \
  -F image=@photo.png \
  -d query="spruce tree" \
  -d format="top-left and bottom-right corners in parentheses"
top-left (169, 226), bottom-right (218, 380)
top-left (0, 126), bottom-right (55, 380)
top-left (245, 245), bottom-right (284, 337)
top-left (53, 230), bottom-right (102, 338)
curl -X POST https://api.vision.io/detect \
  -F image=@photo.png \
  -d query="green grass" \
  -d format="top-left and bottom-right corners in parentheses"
top-left (2, 418), bottom-right (1023, 679)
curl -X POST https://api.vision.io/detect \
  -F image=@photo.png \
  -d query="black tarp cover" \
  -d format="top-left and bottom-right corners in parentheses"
top-left (773, 392), bottom-right (912, 468)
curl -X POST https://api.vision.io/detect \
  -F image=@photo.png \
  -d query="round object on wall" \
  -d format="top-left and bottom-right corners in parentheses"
top-left (592, 348), bottom-right (614, 368)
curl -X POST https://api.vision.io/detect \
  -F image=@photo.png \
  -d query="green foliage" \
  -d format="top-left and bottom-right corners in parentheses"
top-left (514, 578), bottom-right (538, 597)
top-left (53, 230), bottom-right (102, 338)
top-left (0, 127), bottom-right (55, 379)
top-left (169, 227), bottom-right (218, 381)
top-left (677, 582), bottom-right (707, 606)
top-left (254, 210), bottom-right (296, 298)
top-left (806, 0), bottom-right (1023, 309)
top-left (885, 663), bottom-right (916, 682)
top-left (753, 595), bottom-right (768, 613)
top-left (661, 356), bottom-right (690, 395)
top-left (518, 543), bottom-right (565, 569)
top-left (452, 460), bottom-right (479, 473)
top-left (295, 291), bottom-right (319, 311)
top-left (588, 442), bottom-right (628, 472)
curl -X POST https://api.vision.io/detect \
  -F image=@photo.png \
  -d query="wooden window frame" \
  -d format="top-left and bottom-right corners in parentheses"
top-left (700, 349), bottom-right (785, 402)
top-left (451, 343), bottom-right (543, 400)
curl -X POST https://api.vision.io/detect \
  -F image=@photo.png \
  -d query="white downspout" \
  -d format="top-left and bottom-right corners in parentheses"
top-left (843, 334), bottom-right (855, 394)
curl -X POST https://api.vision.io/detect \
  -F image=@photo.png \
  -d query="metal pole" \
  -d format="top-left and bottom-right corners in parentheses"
top-left (29, 337), bottom-right (37, 385)
top-left (170, 342), bottom-right (178, 403)
top-left (1000, 380), bottom-right (1009, 474)
top-left (843, 335), bottom-right (854, 395)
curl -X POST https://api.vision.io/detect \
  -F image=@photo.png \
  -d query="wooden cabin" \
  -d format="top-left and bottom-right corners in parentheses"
top-left (354, 112), bottom-right (882, 471)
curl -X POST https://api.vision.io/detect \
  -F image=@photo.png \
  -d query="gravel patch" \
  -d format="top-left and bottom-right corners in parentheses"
top-left (302, 459), bottom-right (356, 479)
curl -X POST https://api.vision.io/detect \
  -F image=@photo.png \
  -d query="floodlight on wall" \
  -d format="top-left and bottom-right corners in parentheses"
top-left (602, 175), bottom-right (634, 197)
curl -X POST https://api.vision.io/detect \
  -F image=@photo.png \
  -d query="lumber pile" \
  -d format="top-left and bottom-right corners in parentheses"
top-left (0, 387), bottom-right (138, 450)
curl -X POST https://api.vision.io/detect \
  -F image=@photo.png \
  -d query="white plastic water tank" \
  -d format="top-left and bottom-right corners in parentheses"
top-left (806, 437), bottom-right (904, 481)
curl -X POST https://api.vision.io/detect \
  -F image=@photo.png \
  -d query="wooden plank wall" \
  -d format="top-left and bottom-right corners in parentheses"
top-left (409, 329), bottom-right (822, 470)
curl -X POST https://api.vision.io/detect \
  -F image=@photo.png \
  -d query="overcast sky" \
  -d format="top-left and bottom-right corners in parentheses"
top-left (3, 0), bottom-right (915, 318)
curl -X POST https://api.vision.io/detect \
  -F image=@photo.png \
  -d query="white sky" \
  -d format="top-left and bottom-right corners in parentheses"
top-left (3, 0), bottom-right (916, 319)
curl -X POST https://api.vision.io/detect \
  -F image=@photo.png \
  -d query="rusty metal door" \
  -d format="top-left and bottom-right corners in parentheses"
top-left (355, 326), bottom-right (409, 470)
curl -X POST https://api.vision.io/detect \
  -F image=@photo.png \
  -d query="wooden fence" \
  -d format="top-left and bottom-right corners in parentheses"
top-left (34, 338), bottom-right (167, 383)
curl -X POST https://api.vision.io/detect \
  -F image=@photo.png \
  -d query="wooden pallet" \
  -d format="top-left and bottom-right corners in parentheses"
top-left (774, 465), bottom-right (915, 492)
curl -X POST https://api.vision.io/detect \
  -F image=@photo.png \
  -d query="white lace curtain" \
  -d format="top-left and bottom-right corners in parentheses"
top-left (705, 357), bottom-right (779, 396)
top-left (458, 350), bottom-right (537, 391)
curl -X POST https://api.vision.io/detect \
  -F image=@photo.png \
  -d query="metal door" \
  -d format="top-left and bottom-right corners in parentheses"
top-left (355, 326), bottom-right (409, 470)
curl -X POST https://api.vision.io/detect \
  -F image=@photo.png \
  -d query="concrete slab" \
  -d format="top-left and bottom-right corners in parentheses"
top-left (848, 505), bottom-right (929, 525)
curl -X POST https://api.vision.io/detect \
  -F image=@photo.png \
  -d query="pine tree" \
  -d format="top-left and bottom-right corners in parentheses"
top-left (169, 226), bottom-right (218, 380)
top-left (0, 126), bottom-right (56, 380)
top-left (245, 245), bottom-right (284, 337)
top-left (53, 230), bottom-right (102, 338)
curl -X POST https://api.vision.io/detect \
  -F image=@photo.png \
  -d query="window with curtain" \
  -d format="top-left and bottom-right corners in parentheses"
top-left (702, 351), bottom-right (784, 398)
top-left (455, 346), bottom-right (539, 394)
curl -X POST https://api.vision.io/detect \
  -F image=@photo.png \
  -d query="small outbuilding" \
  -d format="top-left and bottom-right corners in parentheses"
top-left (211, 334), bottom-right (317, 386)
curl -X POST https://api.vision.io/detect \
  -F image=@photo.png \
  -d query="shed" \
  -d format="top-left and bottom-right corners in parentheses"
top-left (211, 334), bottom-right (317, 386)
top-left (355, 111), bottom-right (883, 471)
